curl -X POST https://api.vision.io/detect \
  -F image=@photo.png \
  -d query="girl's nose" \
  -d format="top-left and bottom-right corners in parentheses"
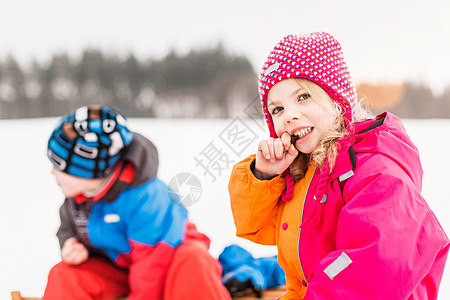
top-left (284, 109), bottom-right (299, 123)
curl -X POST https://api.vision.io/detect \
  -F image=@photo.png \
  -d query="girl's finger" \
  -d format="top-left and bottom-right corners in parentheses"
top-left (281, 132), bottom-right (291, 150)
top-left (267, 138), bottom-right (275, 161)
top-left (285, 144), bottom-right (299, 163)
top-left (258, 140), bottom-right (270, 160)
top-left (274, 138), bottom-right (284, 160)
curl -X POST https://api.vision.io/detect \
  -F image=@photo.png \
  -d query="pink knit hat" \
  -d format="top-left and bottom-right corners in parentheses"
top-left (258, 32), bottom-right (357, 226)
top-left (259, 32), bottom-right (357, 135)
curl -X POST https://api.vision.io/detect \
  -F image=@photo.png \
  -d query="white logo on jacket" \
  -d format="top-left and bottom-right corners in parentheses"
top-left (104, 214), bottom-right (120, 223)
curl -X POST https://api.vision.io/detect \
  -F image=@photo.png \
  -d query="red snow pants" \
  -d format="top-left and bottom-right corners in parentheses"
top-left (42, 223), bottom-right (231, 300)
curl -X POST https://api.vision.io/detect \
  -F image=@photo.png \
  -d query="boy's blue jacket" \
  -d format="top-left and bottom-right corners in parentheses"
top-left (56, 133), bottom-right (188, 298)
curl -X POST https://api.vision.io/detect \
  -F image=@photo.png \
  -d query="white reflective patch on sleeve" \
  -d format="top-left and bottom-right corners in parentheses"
top-left (339, 170), bottom-right (354, 182)
top-left (104, 214), bottom-right (120, 223)
top-left (324, 252), bottom-right (352, 280)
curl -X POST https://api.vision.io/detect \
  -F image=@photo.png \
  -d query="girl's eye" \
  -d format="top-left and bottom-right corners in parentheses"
top-left (298, 93), bottom-right (311, 101)
top-left (272, 106), bottom-right (283, 115)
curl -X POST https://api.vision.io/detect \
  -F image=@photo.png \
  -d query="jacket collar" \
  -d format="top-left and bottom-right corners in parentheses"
top-left (329, 112), bottom-right (387, 182)
top-left (74, 162), bottom-right (135, 204)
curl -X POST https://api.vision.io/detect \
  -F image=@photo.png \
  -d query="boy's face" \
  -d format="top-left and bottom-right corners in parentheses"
top-left (51, 168), bottom-right (103, 197)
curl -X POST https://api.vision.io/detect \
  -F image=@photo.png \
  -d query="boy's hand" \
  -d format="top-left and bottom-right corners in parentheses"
top-left (61, 237), bottom-right (89, 265)
top-left (254, 132), bottom-right (298, 179)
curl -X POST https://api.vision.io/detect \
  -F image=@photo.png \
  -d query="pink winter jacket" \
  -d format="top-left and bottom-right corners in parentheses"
top-left (229, 112), bottom-right (449, 299)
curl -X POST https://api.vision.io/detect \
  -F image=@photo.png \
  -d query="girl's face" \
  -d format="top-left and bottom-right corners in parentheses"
top-left (267, 78), bottom-right (338, 154)
top-left (51, 168), bottom-right (104, 197)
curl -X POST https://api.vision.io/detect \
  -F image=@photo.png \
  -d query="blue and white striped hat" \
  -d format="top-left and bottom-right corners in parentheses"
top-left (47, 105), bottom-right (134, 178)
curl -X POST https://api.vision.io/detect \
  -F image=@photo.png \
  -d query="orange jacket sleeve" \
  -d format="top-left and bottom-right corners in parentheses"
top-left (228, 155), bottom-right (286, 245)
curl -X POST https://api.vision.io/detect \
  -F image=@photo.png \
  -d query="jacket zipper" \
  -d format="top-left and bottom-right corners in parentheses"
top-left (297, 166), bottom-right (317, 286)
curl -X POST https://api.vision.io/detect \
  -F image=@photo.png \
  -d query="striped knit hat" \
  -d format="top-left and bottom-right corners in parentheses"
top-left (258, 32), bottom-right (357, 208)
top-left (47, 105), bottom-right (134, 179)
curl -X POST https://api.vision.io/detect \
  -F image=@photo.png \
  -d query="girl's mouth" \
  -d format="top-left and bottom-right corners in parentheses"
top-left (291, 127), bottom-right (313, 144)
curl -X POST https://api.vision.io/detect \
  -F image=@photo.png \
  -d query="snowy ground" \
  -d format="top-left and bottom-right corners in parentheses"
top-left (0, 116), bottom-right (449, 299)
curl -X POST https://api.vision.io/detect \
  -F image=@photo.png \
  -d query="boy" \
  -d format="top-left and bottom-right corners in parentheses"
top-left (43, 105), bottom-right (230, 300)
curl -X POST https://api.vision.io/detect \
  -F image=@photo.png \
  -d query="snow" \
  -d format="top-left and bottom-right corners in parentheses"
top-left (0, 117), bottom-right (449, 299)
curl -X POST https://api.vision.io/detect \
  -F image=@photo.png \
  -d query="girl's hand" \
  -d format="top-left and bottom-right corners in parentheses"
top-left (254, 132), bottom-right (298, 179)
top-left (61, 237), bottom-right (89, 265)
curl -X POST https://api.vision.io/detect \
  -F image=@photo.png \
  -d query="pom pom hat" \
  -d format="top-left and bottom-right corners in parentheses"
top-left (258, 32), bottom-right (357, 212)
top-left (47, 105), bottom-right (134, 179)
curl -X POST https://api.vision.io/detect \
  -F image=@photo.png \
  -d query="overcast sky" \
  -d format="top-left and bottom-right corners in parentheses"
top-left (2, 0), bottom-right (450, 93)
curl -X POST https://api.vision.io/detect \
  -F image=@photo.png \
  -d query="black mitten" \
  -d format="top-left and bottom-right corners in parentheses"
top-left (224, 277), bottom-right (263, 298)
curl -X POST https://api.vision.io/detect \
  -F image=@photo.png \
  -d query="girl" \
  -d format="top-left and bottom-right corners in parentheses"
top-left (229, 32), bottom-right (449, 299)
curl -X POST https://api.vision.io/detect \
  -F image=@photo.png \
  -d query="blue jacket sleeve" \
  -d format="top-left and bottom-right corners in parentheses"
top-left (112, 177), bottom-right (189, 300)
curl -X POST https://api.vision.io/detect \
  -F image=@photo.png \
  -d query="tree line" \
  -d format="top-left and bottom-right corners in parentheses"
top-left (0, 45), bottom-right (449, 119)
top-left (0, 44), bottom-right (256, 119)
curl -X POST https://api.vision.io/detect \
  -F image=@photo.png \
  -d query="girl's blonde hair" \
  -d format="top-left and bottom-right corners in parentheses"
top-left (289, 79), bottom-right (373, 181)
